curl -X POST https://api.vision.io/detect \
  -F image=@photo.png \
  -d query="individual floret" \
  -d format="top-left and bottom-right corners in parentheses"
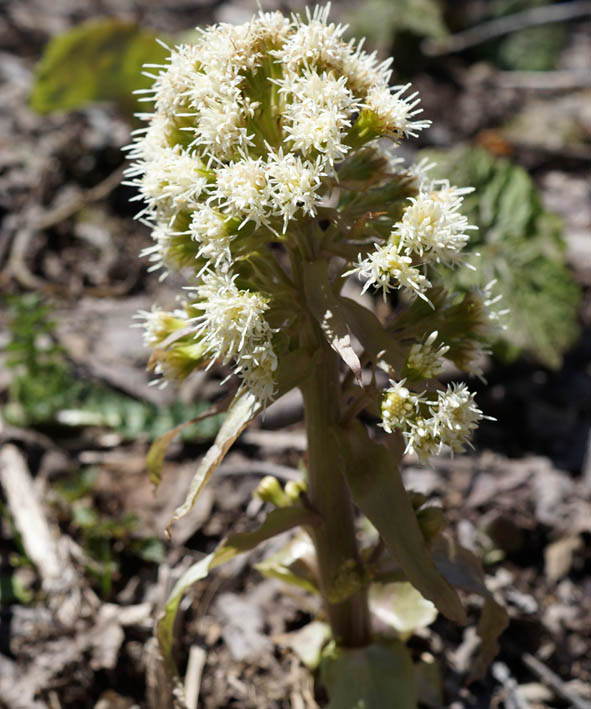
top-left (380, 379), bottom-right (425, 433)
top-left (405, 331), bottom-right (449, 380)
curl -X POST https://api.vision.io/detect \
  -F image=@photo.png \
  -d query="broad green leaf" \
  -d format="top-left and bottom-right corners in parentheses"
top-left (421, 145), bottom-right (580, 368)
top-left (157, 505), bottom-right (317, 681)
top-left (303, 261), bottom-right (362, 382)
top-left (415, 658), bottom-right (443, 708)
top-left (169, 389), bottom-right (261, 529)
top-left (320, 640), bottom-right (417, 709)
top-left (337, 421), bottom-right (466, 625)
top-left (30, 19), bottom-right (169, 116)
top-left (486, 0), bottom-right (565, 71)
top-left (369, 582), bottom-right (437, 641)
top-left (432, 535), bottom-right (509, 679)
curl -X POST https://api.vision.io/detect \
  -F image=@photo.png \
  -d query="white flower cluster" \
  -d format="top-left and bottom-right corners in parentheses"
top-left (190, 271), bottom-right (278, 401)
top-left (127, 3), bottom-right (435, 402)
top-left (347, 179), bottom-right (477, 303)
top-left (381, 380), bottom-right (484, 460)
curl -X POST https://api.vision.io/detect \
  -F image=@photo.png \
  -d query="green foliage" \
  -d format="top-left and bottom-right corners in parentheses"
top-left (487, 0), bottom-right (565, 71)
top-left (30, 19), bottom-right (169, 116)
top-left (320, 640), bottom-right (417, 709)
top-left (347, 0), bottom-right (447, 50)
top-left (2, 293), bottom-right (223, 439)
top-left (56, 468), bottom-right (165, 597)
top-left (421, 146), bottom-right (580, 368)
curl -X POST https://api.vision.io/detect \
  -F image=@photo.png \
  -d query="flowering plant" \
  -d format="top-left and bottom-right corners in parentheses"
top-left (126, 5), bottom-right (507, 705)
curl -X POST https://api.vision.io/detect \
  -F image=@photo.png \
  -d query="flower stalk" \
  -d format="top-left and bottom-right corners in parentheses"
top-left (300, 336), bottom-right (371, 648)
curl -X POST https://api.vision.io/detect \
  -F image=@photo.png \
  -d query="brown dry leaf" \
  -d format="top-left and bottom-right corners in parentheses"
top-left (544, 535), bottom-right (583, 583)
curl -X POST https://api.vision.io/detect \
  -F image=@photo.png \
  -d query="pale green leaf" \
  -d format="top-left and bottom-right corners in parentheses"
top-left (320, 640), bottom-right (417, 709)
top-left (255, 531), bottom-right (319, 594)
top-left (337, 421), bottom-right (466, 625)
top-left (30, 19), bottom-right (169, 116)
top-left (369, 582), bottom-right (437, 640)
top-left (280, 620), bottom-right (331, 670)
top-left (348, 0), bottom-right (447, 51)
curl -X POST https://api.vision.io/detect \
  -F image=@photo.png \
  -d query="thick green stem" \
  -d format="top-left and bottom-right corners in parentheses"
top-left (300, 342), bottom-right (371, 648)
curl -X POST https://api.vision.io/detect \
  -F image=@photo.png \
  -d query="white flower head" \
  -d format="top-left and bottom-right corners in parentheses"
top-left (266, 149), bottom-right (324, 229)
top-left (380, 379), bottom-right (425, 433)
top-left (406, 331), bottom-right (449, 379)
top-left (431, 383), bottom-right (484, 453)
top-left (189, 204), bottom-right (236, 268)
top-left (395, 187), bottom-right (477, 266)
top-left (364, 83), bottom-right (431, 140)
top-left (403, 415), bottom-right (441, 460)
top-left (345, 242), bottom-right (431, 302)
top-left (191, 271), bottom-right (276, 385)
top-left (214, 157), bottom-right (269, 227)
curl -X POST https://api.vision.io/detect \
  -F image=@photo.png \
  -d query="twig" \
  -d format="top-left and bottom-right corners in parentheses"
top-left (0, 444), bottom-right (64, 588)
top-left (493, 70), bottom-right (591, 90)
top-left (522, 652), bottom-right (589, 709)
top-left (1, 165), bottom-right (124, 290)
top-left (35, 166), bottom-right (125, 232)
top-left (184, 645), bottom-right (207, 709)
top-left (423, 1), bottom-right (591, 56)
top-left (492, 662), bottom-right (530, 709)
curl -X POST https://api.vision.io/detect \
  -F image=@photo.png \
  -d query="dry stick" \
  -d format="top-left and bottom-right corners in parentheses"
top-left (522, 653), bottom-right (589, 709)
top-left (0, 444), bottom-right (63, 588)
top-left (3, 165), bottom-right (125, 289)
top-left (423, 1), bottom-right (591, 56)
top-left (492, 70), bottom-right (591, 90)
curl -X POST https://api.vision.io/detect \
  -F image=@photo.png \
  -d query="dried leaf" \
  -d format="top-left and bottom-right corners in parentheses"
top-left (169, 390), bottom-right (261, 529)
top-left (469, 598), bottom-right (510, 683)
top-left (432, 536), bottom-right (509, 681)
top-left (147, 402), bottom-right (226, 488)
